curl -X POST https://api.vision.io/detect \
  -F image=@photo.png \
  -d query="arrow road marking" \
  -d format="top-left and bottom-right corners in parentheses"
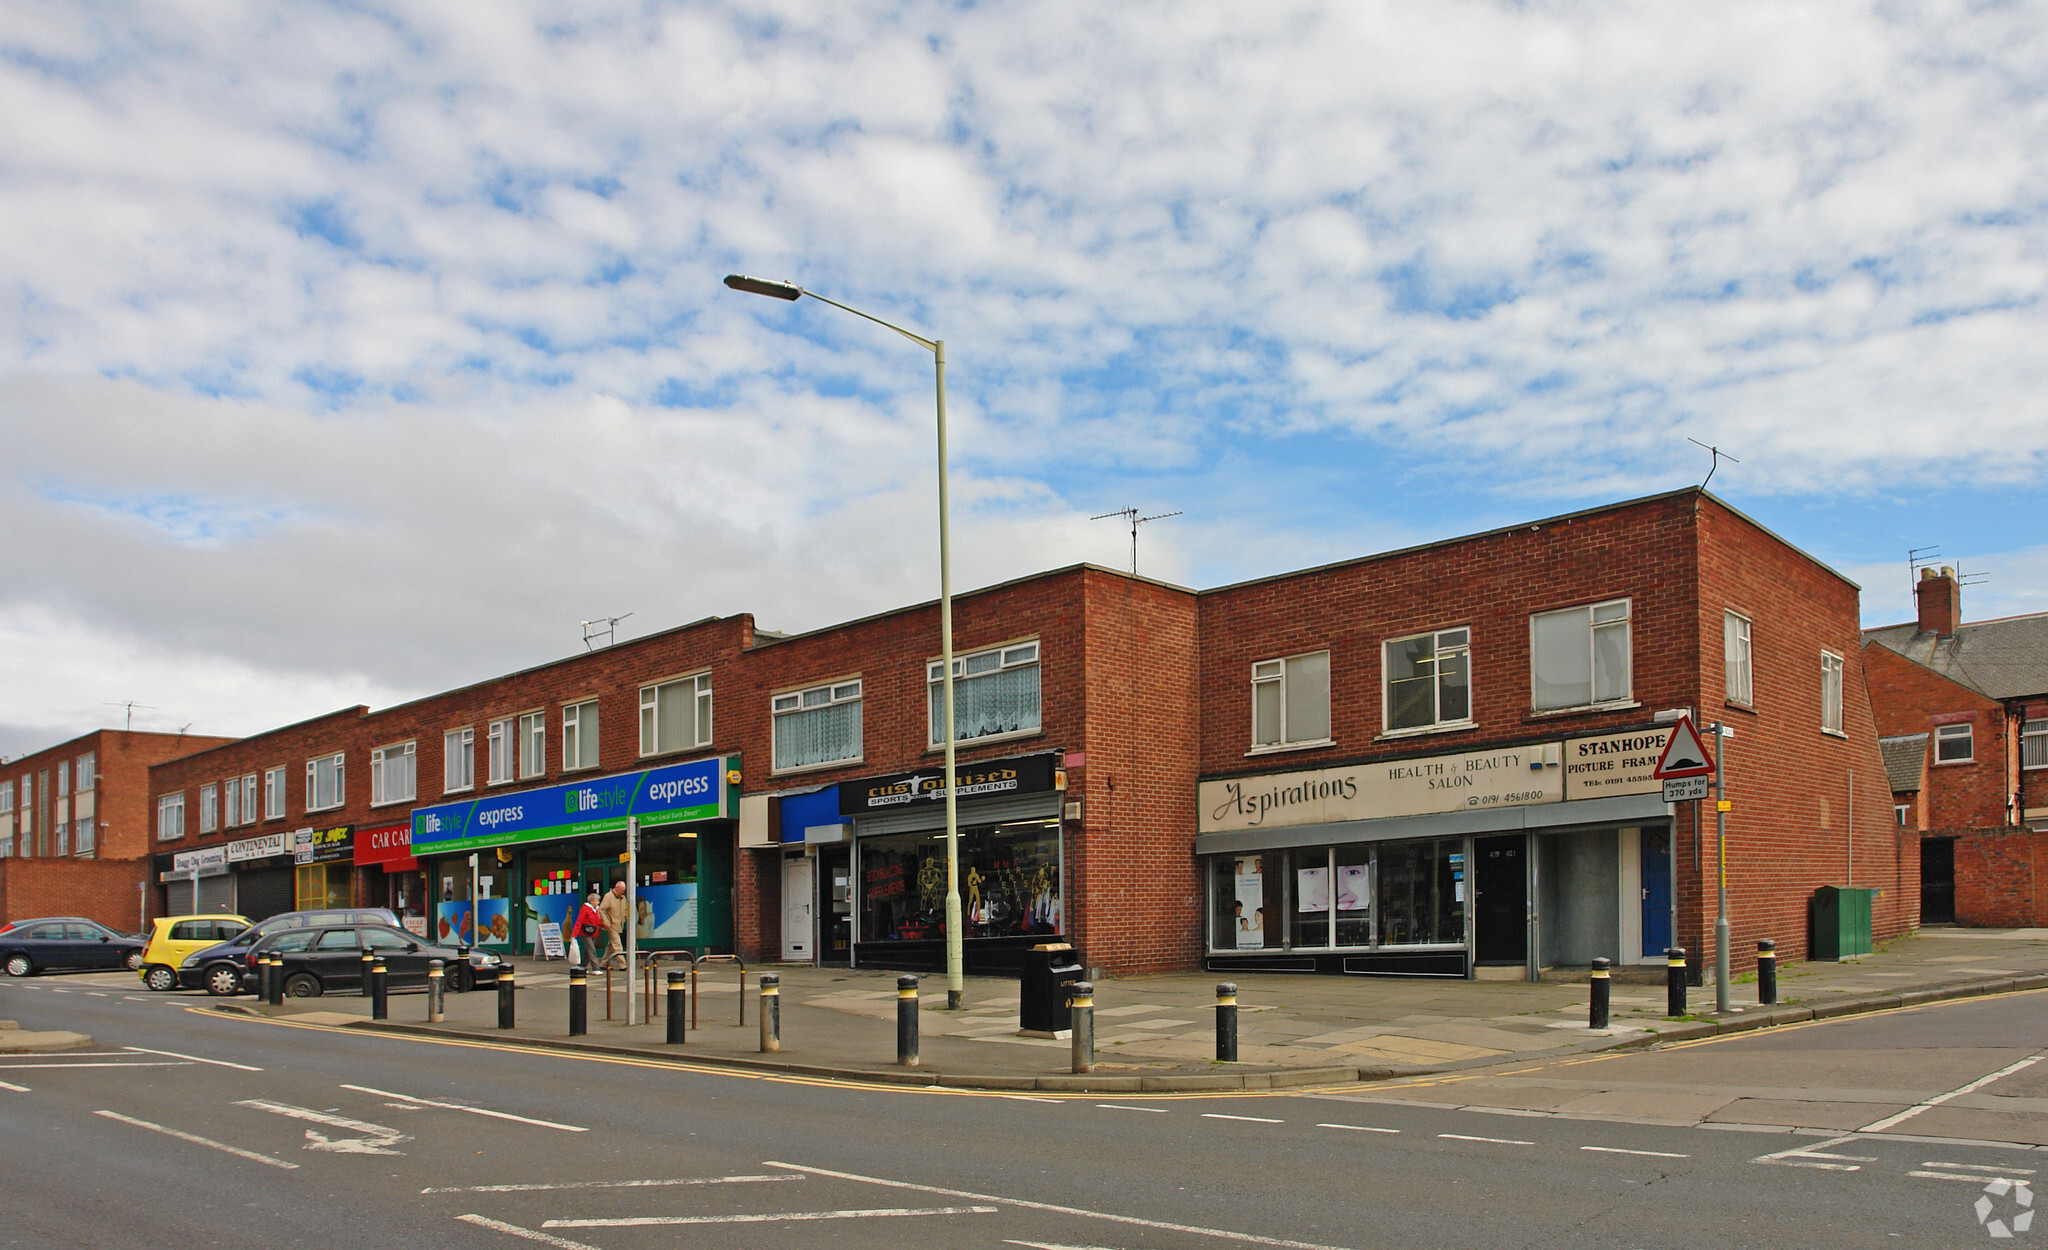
top-left (235, 1098), bottom-right (412, 1154)
top-left (95, 1110), bottom-right (298, 1169)
top-left (454, 1215), bottom-right (602, 1250)
top-left (1752, 1135), bottom-right (1876, 1172)
top-left (125, 1045), bottom-right (263, 1071)
top-left (339, 1083), bottom-right (585, 1132)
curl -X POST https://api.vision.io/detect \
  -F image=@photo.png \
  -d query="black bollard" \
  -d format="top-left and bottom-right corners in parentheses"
top-left (497, 966), bottom-right (516, 1029)
top-left (266, 952), bottom-right (283, 1006)
top-left (569, 964), bottom-right (588, 1037)
top-left (426, 959), bottom-right (445, 1023)
top-left (359, 948), bottom-right (375, 997)
top-left (1070, 981), bottom-right (1095, 1075)
top-left (1666, 947), bottom-right (1688, 1018)
top-left (455, 944), bottom-right (471, 994)
top-left (371, 957), bottom-right (389, 1021)
top-left (760, 973), bottom-right (781, 1053)
top-left (897, 975), bottom-right (919, 1067)
top-left (1757, 939), bottom-right (1777, 1006)
top-left (1215, 982), bottom-right (1239, 1062)
top-left (1589, 957), bottom-right (1611, 1030)
top-left (666, 969), bottom-right (686, 1045)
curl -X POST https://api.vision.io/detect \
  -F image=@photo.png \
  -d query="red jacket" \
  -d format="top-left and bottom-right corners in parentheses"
top-left (573, 903), bottom-right (605, 937)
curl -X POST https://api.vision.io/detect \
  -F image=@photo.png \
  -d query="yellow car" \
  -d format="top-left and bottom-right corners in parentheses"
top-left (139, 913), bottom-right (250, 992)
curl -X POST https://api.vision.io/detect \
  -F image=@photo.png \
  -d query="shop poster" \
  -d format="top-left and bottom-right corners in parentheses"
top-left (1296, 865), bottom-right (1330, 914)
top-left (527, 892), bottom-right (579, 947)
top-left (1234, 856), bottom-right (1265, 949)
top-left (474, 898), bottom-right (511, 947)
top-left (1337, 864), bottom-right (1371, 913)
top-left (537, 922), bottom-right (565, 959)
top-left (434, 901), bottom-right (474, 945)
top-left (634, 882), bottom-right (699, 941)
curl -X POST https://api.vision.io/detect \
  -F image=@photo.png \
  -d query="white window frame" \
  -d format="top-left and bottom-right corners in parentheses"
top-left (563, 699), bottom-right (601, 772)
top-left (0, 780), bottom-right (11, 815)
top-left (371, 741), bottom-right (417, 807)
top-left (223, 776), bottom-right (241, 828)
top-left (56, 761), bottom-right (69, 797)
top-left (928, 640), bottom-right (1043, 747)
top-left (306, 752), bottom-right (346, 812)
top-left (639, 672), bottom-right (714, 757)
top-left (157, 793), bottom-right (185, 841)
top-left (74, 816), bottom-right (93, 857)
top-left (518, 711), bottom-right (546, 779)
top-left (1935, 722), bottom-right (1974, 764)
top-left (1250, 651), bottom-right (1333, 750)
top-left (1529, 599), bottom-right (1633, 712)
top-left (74, 753), bottom-right (95, 792)
top-left (263, 766), bottom-right (285, 820)
top-left (1382, 627), bottom-right (1473, 734)
top-left (1724, 611), bottom-right (1754, 706)
top-left (487, 717), bottom-right (515, 784)
top-left (242, 773), bottom-right (258, 824)
top-left (1820, 652), bottom-right (1845, 736)
top-left (1894, 802), bottom-right (1910, 827)
top-left (198, 783), bottom-right (218, 834)
top-left (772, 678), bottom-right (864, 772)
top-left (444, 727), bottom-right (475, 793)
top-left (18, 776), bottom-right (31, 839)
top-left (2022, 719), bottom-right (2047, 771)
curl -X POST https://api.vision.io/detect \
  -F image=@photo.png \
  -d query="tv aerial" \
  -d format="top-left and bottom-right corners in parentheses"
top-left (1092, 506), bottom-right (1182, 576)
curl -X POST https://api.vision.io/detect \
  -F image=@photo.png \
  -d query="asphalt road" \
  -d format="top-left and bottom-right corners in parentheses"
top-left (1, 973), bottom-right (2041, 1249)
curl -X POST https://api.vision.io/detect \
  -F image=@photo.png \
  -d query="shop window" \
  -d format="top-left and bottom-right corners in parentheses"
top-left (1935, 723), bottom-right (1974, 764)
top-left (487, 718), bottom-right (515, 784)
top-left (859, 818), bottom-right (1060, 943)
top-left (929, 642), bottom-right (1041, 746)
top-left (1384, 628), bottom-right (1471, 732)
top-left (1209, 840), bottom-right (1463, 952)
top-left (74, 817), bottom-right (93, 857)
top-left (444, 727), bottom-right (475, 793)
top-left (1821, 652), bottom-right (1845, 735)
top-left (296, 863), bottom-right (352, 909)
top-left (562, 700), bottom-right (600, 771)
top-left (157, 793), bottom-right (185, 841)
top-left (199, 783), bottom-right (219, 834)
top-left (773, 679), bottom-right (863, 771)
top-left (371, 741), bottom-right (417, 806)
top-left (519, 712), bottom-right (546, 779)
top-left (2023, 719), bottom-right (2047, 770)
top-left (306, 752), bottom-right (345, 812)
top-left (1377, 839), bottom-right (1465, 945)
top-left (1251, 651), bottom-right (1331, 748)
top-left (75, 753), bottom-right (95, 791)
top-left (264, 766), bottom-right (286, 819)
top-left (640, 673), bottom-right (713, 756)
top-left (1724, 612), bottom-right (1753, 705)
top-left (1530, 600), bottom-right (1631, 711)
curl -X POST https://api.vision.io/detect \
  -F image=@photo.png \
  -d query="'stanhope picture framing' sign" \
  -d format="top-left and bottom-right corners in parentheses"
top-left (410, 754), bottom-right (738, 856)
top-left (1561, 726), bottom-right (1676, 801)
top-left (839, 752), bottom-right (1059, 816)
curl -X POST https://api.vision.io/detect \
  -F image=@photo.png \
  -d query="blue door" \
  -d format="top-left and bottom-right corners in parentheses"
top-left (1641, 827), bottom-right (1671, 956)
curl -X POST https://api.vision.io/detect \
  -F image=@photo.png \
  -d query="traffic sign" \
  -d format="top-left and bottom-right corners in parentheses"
top-left (1651, 715), bottom-right (1714, 779)
top-left (1662, 774), bottom-right (1709, 802)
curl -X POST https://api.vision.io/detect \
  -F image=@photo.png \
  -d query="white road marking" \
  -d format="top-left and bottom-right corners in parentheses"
top-left (85, 992), bottom-right (107, 997)
top-left (548, 1206), bottom-right (998, 1228)
top-left (762, 1160), bottom-right (1364, 1250)
top-left (1582, 1146), bottom-right (1689, 1159)
top-left (1752, 1135), bottom-right (1876, 1172)
top-left (339, 1083), bottom-right (586, 1132)
top-left (1439, 1134), bottom-right (1533, 1146)
top-left (454, 1214), bottom-right (602, 1249)
top-left (1006, 1242), bottom-right (1123, 1250)
top-left (1003, 1095), bottom-right (1063, 1103)
top-left (1926, 1162), bottom-right (2038, 1175)
top-left (1095, 1104), bottom-right (1169, 1113)
top-left (0, 1080), bottom-right (29, 1092)
top-left (1911, 1170), bottom-right (2036, 1184)
top-left (95, 1110), bottom-right (299, 1169)
top-left (235, 1099), bottom-right (412, 1154)
top-left (47, 988), bottom-right (70, 994)
top-left (0, 1061), bottom-right (187, 1070)
top-left (424, 1175), bottom-right (802, 1195)
top-left (1204, 1113), bottom-right (1284, 1124)
top-left (1318, 1123), bottom-right (1399, 1134)
top-left (1859, 1054), bottom-right (2047, 1134)
top-left (125, 1045), bottom-right (263, 1071)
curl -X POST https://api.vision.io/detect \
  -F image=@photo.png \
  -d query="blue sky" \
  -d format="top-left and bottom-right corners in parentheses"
top-left (2, 1), bottom-right (2045, 754)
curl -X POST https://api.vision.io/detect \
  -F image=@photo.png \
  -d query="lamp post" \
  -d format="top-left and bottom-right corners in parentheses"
top-left (723, 274), bottom-right (966, 1011)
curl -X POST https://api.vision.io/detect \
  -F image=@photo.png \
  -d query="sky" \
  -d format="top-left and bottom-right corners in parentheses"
top-left (3, 1), bottom-right (2046, 757)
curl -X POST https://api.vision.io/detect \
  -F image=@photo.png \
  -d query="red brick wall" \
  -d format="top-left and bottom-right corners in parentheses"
top-left (1862, 643), bottom-right (2013, 830)
top-left (0, 856), bottom-right (150, 932)
top-left (1943, 828), bottom-right (2048, 928)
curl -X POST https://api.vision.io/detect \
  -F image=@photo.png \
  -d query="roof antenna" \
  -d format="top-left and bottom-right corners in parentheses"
top-left (1908, 546), bottom-right (1942, 597)
top-left (581, 613), bottom-right (634, 650)
top-left (1686, 438), bottom-right (1740, 493)
top-left (103, 701), bottom-right (157, 731)
top-left (1091, 506), bottom-right (1182, 576)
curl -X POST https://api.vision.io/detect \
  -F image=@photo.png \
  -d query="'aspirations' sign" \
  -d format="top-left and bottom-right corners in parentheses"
top-left (411, 755), bottom-right (737, 856)
top-left (1199, 744), bottom-right (1565, 833)
top-left (840, 752), bottom-right (1058, 815)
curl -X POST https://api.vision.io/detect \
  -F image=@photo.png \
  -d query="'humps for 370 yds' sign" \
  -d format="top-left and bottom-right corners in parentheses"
top-left (410, 755), bottom-right (736, 855)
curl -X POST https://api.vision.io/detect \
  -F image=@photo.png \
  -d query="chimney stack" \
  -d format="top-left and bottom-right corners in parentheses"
top-left (1916, 565), bottom-right (1961, 636)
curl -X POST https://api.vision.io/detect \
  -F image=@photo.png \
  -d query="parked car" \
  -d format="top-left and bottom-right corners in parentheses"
top-left (137, 913), bottom-right (251, 992)
top-left (1, 917), bottom-right (148, 977)
top-left (241, 923), bottom-right (503, 997)
top-left (179, 907), bottom-right (400, 996)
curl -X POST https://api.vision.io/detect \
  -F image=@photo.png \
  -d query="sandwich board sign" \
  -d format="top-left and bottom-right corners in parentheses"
top-left (1654, 715), bottom-right (1714, 802)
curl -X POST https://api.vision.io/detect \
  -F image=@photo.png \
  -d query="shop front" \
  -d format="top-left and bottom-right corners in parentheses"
top-left (1197, 727), bottom-right (1678, 979)
top-left (841, 752), bottom-right (1065, 977)
top-left (157, 846), bottom-right (231, 915)
top-left (358, 820), bottom-right (427, 936)
top-left (227, 830), bottom-right (297, 921)
top-left (291, 824), bottom-right (354, 909)
top-left (408, 754), bottom-right (740, 957)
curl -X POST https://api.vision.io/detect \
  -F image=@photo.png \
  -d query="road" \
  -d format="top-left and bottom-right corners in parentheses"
top-left (0, 974), bottom-right (2041, 1249)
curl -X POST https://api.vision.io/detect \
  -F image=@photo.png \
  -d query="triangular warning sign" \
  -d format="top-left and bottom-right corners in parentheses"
top-left (1652, 715), bottom-right (1714, 778)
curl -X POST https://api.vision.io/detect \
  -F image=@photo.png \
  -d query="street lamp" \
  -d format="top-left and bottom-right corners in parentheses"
top-left (723, 273), bottom-right (966, 1011)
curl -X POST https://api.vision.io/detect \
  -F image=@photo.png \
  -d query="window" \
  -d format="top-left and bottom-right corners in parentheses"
top-left (264, 766), bottom-right (286, 819)
top-left (488, 718), bottom-right (515, 784)
top-left (640, 673), bottom-right (713, 756)
top-left (1724, 612), bottom-right (1753, 705)
top-left (444, 727), bottom-right (475, 792)
top-left (1935, 723), bottom-right (1974, 764)
top-left (2024, 719), bottom-right (2047, 770)
top-left (56, 761), bottom-right (69, 797)
top-left (519, 712), bottom-right (546, 779)
top-left (53, 817), bottom-right (67, 857)
top-left (371, 742), bottom-right (417, 806)
top-left (0, 781), bottom-right (11, 815)
top-left (1895, 803), bottom-right (1910, 827)
top-left (1821, 652), bottom-right (1845, 735)
top-left (929, 642), bottom-right (1041, 746)
top-left (223, 776), bottom-right (241, 828)
top-left (1531, 600), bottom-right (1631, 711)
top-left (773, 679), bottom-right (864, 771)
top-left (1384, 628), bottom-right (1471, 732)
top-left (74, 817), bottom-right (93, 856)
top-left (306, 752), bottom-right (345, 811)
top-left (18, 776), bottom-right (31, 841)
top-left (74, 753), bottom-right (95, 791)
top-left (563, 700), bottom-right (600, 771)
top-left (1251, 651), bottom-right (1331, 748)
top-left (242, 773), bottom-right (258, 822)
top-left (157, 793), bottom-right (185, 841)
top-left (199, 783), bottom-right (219, 834)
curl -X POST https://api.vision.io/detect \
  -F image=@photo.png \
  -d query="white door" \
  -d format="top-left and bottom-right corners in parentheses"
top-left (781, 858), bottom-right (813, 962)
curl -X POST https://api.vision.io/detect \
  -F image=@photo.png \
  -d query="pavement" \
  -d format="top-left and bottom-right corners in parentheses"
top-left (235, 925), bottom-right (2048, 1091)
top-left (0, 1018), bottom-right (92, 1053)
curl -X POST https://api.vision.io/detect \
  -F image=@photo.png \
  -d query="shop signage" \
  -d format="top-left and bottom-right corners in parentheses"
top-left (292, 824), bottom-right (353, 865)
top-left (227, 831), bottom-right (287, 863)
top-left (1198, 744), bottom-right (1566, 834)
top-left (409, 754), bottom-right (738, 857)
top-left (839, 752), bottom-right (1058, 816)
top-left (170, 846), bottom-right (229, 876)
top-left (1562, 726), bottom-right (1676, 801)
top-left (356, 821), bottom-right (414, 867)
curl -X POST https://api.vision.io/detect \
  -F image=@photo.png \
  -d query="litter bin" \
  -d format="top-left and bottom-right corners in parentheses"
top-left (1811, 886), bottom-right (1874, 961)
top-left (1019, 943), bottom-right (1084, 1036)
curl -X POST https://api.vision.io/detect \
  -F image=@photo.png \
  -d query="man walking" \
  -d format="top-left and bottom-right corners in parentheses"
top-left (599, 878), bottom-right (630, 967)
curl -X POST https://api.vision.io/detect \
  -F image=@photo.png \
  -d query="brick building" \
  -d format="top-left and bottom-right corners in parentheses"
top-left (1863, 568), bottom-right (2048, 927)
top-left (0, 729), bottom-right (236, 932)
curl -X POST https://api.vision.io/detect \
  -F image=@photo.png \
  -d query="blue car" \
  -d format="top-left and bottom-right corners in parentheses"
top-left (178, 907), bottom-right (399, 996)
top-left (1, 917), bottom-right (147, 977)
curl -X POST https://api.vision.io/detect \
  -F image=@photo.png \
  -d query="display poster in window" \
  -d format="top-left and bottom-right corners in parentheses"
top-left (1234, 856), bottom-right (1266, 949)
top-left (1296, 865), bottom-right (1330, 914)
top-left (435, 900), bottom-right (474, 945)
top-left (527, 892), bottom-right (578, 948)
top-left (1337, 864), bottom-right (1371, 912)
top-left (536, 921), bottom-right (565, 959)
top-left (475, 897), bottom-right (510, 946)
top-left (632, 882), bottom-right (699, 940)
top-left (402, 915), bottom-right (429, 938)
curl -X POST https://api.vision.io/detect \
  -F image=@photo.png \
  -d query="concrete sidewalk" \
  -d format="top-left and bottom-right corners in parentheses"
top-left (244, 926), bottom-right (2048, 1092)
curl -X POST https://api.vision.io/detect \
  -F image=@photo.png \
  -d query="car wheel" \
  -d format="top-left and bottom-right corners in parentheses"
top-left (144, 965), bottom-right (178, 992)
top-left (204, 964), bottom-right (242, 996)
top-left (3, 953), bottom-right (31, 978)
top-left (283, 973), bottom-right (321, 999)
top-left (124, 950), bottom-right (145, 972)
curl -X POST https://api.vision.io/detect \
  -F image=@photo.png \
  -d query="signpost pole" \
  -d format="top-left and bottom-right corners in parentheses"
top-left (626, 817), bottom-right (639, 1026)
top-left (1711, 724), bottom-right (1731, 1016)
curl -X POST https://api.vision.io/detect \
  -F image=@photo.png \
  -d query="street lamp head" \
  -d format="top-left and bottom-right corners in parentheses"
top-left (723, 273), bottom-right (803, 301)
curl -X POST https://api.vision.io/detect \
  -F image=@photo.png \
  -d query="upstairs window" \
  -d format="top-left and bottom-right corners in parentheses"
top-left (930, 642), bottom-right (1041, 745)
top-left (487, 718), bottom-right (515, 784)
top-left (1251, 652), bottom-right (1331, 748)
top-left (1821, 652), bottom-right (1845, 735)
top-left (157, 793), bottom-right (185, 841)
top-left (1384, 628), bottom-right (1471, 732)
top-left (519, 712), bottom-right (546, 779)
top-left (223, 776), bottom-right (241, 828)
top-left (371, 742), bottom-right (417, 806)
top-left (773, 679), bottom-right (864, 771)
top-left (74, 816), bottom-right (93, 856)
top-left (198, 783), bottom-right (218, 834)
top-left (1724, 612), bottom-right (1754, 705)
top-left (0, 781), bottom-right (10, 816)
top-left (56, 761), bottom-right (70, 796)
top-left (263, 766), bottom-right (286, 819)
top-left (1935, 723), bottom-right (1974, 764)
top-left (74, 754), bottom-right (95, 791)
top-left (640, 673), bottom-right (713, 756)
top-left (306, 752), bottom-right (345, 811)
top-left (1531, 600), bottom-right (1631, 711)
top-left (563, 700), bottom-right (600, 771)
top-left (444, 728), bottom-right (475, 793)
top-left (243, 773), bottom-right (258, 824)
top-left (2022, 719), bottom-right (2047, 770)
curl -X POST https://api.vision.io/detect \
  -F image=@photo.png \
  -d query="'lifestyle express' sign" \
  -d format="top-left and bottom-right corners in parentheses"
top-left (1199, 744), bottom-right (1565, 834)
top-left (410, 755), bottom-right (737, 856)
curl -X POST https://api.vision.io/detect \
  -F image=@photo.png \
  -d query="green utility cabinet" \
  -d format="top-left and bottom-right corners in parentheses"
top-left (1811, 886), bottom-right (1874, 961)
